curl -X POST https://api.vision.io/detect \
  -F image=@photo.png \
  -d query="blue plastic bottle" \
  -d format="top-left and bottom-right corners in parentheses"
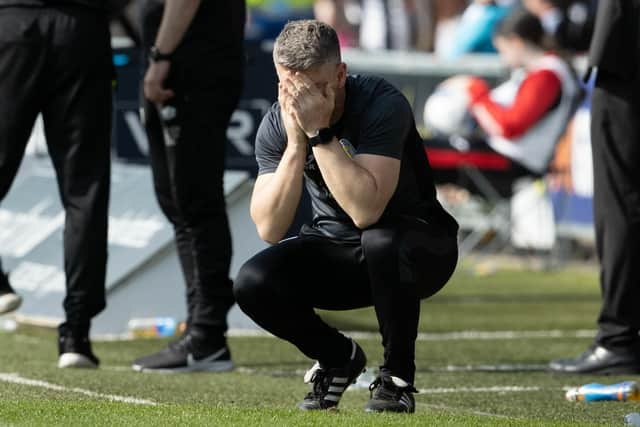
top-left (565, 381), bottom-right (639, 402)
top-left (128, 317), bottom-right (178, 338)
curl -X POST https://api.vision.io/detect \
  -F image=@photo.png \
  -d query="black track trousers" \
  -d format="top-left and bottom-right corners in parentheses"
top-left (0, 5), bottom-right (112, 333)
top-left (234, 216), bottom-right (458, 384)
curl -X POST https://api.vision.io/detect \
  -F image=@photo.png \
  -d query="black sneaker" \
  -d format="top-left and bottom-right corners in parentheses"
top-left (298, 340), bottom-right (367, 410)
top-left (58, 327), bottom-right (100, 369)
top-left (365, 375), bottom-right (417, 413)
top-left (0, 274), bottom-right (21, 315)
top-left (131, 330), bottom-right (233, 373)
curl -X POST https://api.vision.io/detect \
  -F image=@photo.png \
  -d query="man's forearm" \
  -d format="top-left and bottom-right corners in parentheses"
top-left (312, 141), bottom-right (385, 228)
top-left (154, 0), bottom-right (201, 53)
top-left (250, 145), bottom-right (307, 243)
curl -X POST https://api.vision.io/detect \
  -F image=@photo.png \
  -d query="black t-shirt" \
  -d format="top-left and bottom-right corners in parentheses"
top-left (255, 74), bottom-right (458, 242)
top-left (140, 0), bottom-right (245, 64)
top-left (0, 0), bottom-right (106, 8)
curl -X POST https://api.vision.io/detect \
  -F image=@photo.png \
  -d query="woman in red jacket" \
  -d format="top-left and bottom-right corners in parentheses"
top-left (425, 9), bottom-right (581, 176)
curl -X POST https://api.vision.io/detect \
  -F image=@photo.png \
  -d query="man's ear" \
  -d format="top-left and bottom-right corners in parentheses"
top-left (336, 62), bottom-right (347, 88)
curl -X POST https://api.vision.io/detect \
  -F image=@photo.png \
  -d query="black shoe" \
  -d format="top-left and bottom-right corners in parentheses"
top-left (298, 340), bottom-right (367, 410)
top-left (549, 344), bottom-right (640, 375)
top-left (58, 327), bottom-right (100, 369)
top-left (364, 375), bottom-right (417, 413)
top-left (132, 330), bottom-right (233, 373)
top-left (0, 274), bottom-right (21, 315)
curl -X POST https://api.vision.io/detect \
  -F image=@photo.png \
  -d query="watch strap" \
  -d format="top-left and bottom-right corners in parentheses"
top-left (149, 46), bottom-right (173, 62)
top-left (308, 127), bottom-right (335, 147)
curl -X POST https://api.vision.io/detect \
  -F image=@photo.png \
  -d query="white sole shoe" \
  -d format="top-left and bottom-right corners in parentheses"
top-left (58, 353), bottom-right (99, 369)
top-left (0, 293), bottom-right (22, 315)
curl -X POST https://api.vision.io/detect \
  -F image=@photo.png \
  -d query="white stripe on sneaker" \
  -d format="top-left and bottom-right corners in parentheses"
top-left (400, 395), bottom-right (411, 408)
top-left (328, 386), bottom-right (345, 393)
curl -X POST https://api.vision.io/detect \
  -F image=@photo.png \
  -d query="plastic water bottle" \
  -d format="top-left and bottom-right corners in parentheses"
top-left (565, 381), bottom-right (640, 402)
top-left (128, 317), bottom-right (178, 338)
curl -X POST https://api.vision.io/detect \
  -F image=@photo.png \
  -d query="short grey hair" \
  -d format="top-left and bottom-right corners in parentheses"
top-left (273, 20), bottom-right (341, 70)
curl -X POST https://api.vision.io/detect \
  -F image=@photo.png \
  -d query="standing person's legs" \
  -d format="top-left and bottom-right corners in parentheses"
top-left (132, 63), bottom-right (242, 372)
top-left (549, 75), bottom-right (640, 374)
top-left (41, 6), bottom-right (112, 364)
top-left (0, 7), bottom-right (46, 314)
top-left (163, 65), bottom-right (243, 338)
top-left (591, 79), bottom-right (640, 352)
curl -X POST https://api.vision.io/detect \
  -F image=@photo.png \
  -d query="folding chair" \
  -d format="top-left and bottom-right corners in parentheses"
top-left (425, 135), bottom-right (553, 257)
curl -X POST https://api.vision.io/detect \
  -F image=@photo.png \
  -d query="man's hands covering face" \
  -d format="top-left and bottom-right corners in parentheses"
top-left (279, 72), bottom-right (335, 138)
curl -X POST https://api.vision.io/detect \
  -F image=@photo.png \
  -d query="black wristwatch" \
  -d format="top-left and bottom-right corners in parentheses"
top-left (149, 46), bottom-right (173, 63)
top-left (308, 127), bottom-right (335, 147)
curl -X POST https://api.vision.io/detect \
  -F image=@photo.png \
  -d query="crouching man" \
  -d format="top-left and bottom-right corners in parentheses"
top-left (234, 20), bottom-right (459, 413)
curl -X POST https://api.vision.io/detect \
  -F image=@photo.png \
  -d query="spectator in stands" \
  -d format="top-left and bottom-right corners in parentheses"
top-left (233, 20), bottom-right (458, 413)
top-left (549, 0), bottom-right (640, 375)
top-left (522, 0), bottom-right (596, 52)
top-left (425, 9), bottom-right (581, 177)
top-left (0, 0), bottom-right (112, 369)
top-left (131, 0), bottom-right (245, 373)
top-left (443, 0), bottom-right (515, 60)
top-left (359, 0), bottom-right (412, 50)
top-left (314, 0), bottom-right (359, 47)
top-left (432, 0), bottom-right (476, 54)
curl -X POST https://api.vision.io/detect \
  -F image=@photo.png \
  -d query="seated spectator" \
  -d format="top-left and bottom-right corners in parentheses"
top-left (424, 9), bottom-right (582, 177)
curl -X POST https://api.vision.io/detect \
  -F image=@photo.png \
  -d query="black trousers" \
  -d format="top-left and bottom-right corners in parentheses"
top-left (0, 6), bottom-right (112, 334)
top-left (591, 72), bottom-right (640, 350)
top-left (142, 48), bottom-right (243, 335)
top-left (234, 216), bottom-right (458, 384)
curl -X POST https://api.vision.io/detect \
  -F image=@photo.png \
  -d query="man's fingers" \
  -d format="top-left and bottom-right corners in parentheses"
top-left (281, 80), bottom-right (300, 99)
top-left (293, 73), bottom-right (315, 90)
top-left (144, 82), bottom-right (174, 104)
top-left (158, 88), bottom-right (175, 102)
top-left (290, 74), bottom-right (314, 96)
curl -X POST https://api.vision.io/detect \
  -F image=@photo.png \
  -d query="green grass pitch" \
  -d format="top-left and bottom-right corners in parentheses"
top-left (1, 262), bottom-right (638, 426)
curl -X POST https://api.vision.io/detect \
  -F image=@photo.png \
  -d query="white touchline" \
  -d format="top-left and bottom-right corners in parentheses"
top-left (96, 328), bottom-right (595, 342)
top-left (224, 329), bottom-right (596, 341)
top-left (0, 373), bottom-right (157, 406)
top-left (348, 330), bottom-right (597, 341)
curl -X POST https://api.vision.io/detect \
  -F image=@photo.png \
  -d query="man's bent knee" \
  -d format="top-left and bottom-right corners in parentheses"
top-left (232, 261), bottom-right (266, 310)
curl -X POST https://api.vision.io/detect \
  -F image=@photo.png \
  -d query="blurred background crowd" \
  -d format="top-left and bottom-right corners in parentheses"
top-left (245, 0), bottom-right (595, 55)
